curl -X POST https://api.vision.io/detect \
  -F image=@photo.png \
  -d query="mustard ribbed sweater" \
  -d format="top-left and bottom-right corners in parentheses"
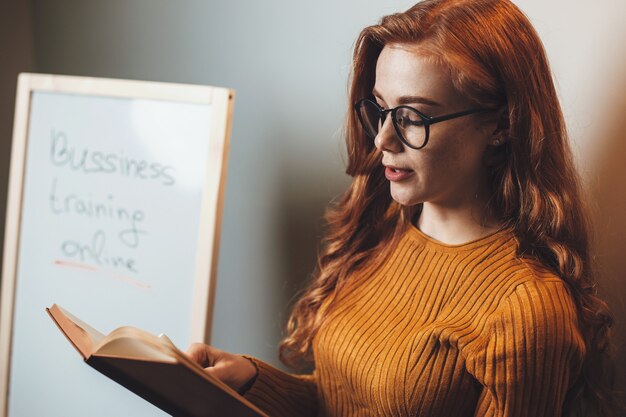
top-left (241, 223), bottom-right (585, 417)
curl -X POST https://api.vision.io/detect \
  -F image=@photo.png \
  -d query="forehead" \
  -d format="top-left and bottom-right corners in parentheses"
top-left (374, 44), bottom-right (459, 104)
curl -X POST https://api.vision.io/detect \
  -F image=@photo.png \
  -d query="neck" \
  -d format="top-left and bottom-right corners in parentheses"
top-left (414, 170), bottom-right (503, 245)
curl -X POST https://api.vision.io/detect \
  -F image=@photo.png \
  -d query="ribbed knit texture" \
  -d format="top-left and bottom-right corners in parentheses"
top-left (241, 223), bottom-right (586, 417)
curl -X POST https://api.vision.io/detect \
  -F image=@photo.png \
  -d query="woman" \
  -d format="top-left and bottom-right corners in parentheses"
top-left (186, 0), bottom-right (620, 416)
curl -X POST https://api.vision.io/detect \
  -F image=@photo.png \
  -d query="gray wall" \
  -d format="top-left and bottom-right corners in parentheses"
top-left (0, 1), bottom-right (35, 269)
top-left (2, 1), bottom-right (624, 382)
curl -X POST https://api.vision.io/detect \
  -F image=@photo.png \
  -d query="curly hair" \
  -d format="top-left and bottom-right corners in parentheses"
top-left (278, 1), bottom-right (621, 415)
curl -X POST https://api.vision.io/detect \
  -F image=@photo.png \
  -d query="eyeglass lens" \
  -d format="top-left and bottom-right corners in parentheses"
top-left (357, 100), bottom-right (427, 148)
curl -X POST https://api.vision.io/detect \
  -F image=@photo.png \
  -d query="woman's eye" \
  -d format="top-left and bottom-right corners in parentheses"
top-left (396, 114), bottom-right (424, 127)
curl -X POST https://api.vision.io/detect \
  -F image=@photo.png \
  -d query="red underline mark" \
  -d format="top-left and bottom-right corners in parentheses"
top-left (54, 259), bottom-right (99, 272)
top-left (53, 259), bottom-right (152, 292)
top-left (111, 273), bottom-right (152, 290)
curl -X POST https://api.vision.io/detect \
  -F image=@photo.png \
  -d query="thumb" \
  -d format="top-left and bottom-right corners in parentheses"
top-left (201, 361), bottom-right (230, 382)
top-left (185, 343), bottom-right (221, 367)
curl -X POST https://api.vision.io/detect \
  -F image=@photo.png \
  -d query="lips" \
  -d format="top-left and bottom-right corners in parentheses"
top-left (383, 164), bottom-right (412, 172)
top-left (384, 165), bottom-right (414, 181)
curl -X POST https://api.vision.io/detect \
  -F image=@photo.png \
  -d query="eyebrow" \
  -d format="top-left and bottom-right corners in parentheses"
top-left (372, 88), bottom-right (441, 107)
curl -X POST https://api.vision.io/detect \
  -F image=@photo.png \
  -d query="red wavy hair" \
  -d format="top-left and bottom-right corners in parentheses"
top-left (278, 1), bottom-right (620, 415)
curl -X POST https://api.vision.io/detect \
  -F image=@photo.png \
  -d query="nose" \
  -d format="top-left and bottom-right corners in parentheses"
top-left (374, 114), bottom-right (403, 153)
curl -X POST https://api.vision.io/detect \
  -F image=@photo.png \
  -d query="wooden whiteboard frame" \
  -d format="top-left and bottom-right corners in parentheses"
top-left (0, 73), bottom-right (235, 416)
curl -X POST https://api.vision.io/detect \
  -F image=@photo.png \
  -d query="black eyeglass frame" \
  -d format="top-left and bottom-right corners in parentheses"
top-left (353, 98), bottom-right (493, 150)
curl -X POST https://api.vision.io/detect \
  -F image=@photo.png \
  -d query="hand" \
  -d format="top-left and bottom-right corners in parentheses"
top-left (184, 343), bottom-right (258, 394)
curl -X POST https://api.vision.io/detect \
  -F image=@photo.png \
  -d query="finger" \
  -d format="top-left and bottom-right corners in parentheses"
top-left (185, 343), bottom-right (214, 367)
top-left (202, 361), bottom-right (232, 386)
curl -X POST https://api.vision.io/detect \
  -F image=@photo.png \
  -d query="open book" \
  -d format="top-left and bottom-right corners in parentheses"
top-left (46, 304), bottom-right (268, 417)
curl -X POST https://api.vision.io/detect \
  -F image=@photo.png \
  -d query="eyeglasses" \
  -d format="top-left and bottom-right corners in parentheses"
top-left (353, 98), bottom-right (492, 149)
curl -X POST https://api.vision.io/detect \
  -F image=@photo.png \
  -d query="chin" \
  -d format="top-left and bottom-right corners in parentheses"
top-left (389, 185), bottom-right (422, 207)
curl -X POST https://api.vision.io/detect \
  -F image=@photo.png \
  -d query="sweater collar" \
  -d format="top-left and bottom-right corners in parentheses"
top-left (405, 221), bottom-right (516, 254)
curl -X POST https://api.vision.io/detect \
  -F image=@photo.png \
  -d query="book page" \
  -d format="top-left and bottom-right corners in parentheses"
top-left (57, 305), bottom-right (106, 344)
top-left (96, 327), bottom-right (177, 363)
top-left (46, 304), bottom-right (105, 358)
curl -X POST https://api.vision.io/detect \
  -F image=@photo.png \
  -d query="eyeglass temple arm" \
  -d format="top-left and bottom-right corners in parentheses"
top-left (427, 108), bottom-right (492, 124)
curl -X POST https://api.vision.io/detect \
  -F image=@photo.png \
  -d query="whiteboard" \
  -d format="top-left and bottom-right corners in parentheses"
top-left (0, 74), bottom-right (235, 417)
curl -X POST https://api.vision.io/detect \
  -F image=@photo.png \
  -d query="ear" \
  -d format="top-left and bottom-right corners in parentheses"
top-left (489, 106), bottom-right (509, 146)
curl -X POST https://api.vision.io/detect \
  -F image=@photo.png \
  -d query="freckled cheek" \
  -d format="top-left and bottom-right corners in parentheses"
top-left (409, 148), bottom-right (458, 180)
top-left (417, 127), bottom-right (477, 175)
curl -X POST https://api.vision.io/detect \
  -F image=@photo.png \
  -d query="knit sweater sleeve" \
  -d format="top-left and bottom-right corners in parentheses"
top-left (238, 355), bottom-right (318, 417)
top-left (465, 279), bottom-right (586, 417)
